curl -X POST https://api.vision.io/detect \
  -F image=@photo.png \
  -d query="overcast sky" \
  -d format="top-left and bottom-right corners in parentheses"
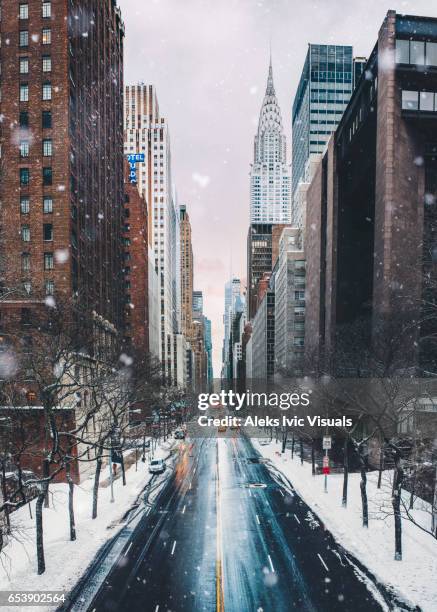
top-left (118, 0), bottom-right (437, 375)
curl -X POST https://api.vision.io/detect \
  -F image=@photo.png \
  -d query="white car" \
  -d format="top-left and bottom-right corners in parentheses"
top-left (149, 458), bottom-right (166, 474)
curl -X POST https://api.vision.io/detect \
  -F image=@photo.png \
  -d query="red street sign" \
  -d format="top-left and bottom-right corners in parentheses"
top-left (323, 466), bottom-right (330, 474)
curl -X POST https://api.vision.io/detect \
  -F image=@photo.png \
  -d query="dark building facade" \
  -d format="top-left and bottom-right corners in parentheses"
top-left (0, 0), bottom-right (125, 354)
top-left (305, 11), bottom-right (437, 374)
top-left (247, 223), bottom-right (289, 320)
top-left (123, 161), bottom-right (149, 357)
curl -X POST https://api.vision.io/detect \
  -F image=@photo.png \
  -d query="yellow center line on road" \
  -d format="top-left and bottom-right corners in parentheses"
top-left (216, 440), bottom-right (225, 612)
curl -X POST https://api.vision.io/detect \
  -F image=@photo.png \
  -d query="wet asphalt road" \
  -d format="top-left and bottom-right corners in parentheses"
top-left (74, 434), bottom-right (407, 612)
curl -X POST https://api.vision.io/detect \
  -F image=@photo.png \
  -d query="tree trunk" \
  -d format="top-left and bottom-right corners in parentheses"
top-left (392, 457), bottom-right (404, 560)
top-left (291, 435), bottom-right (295, 459)
top-left (66, 461), bottom-right (76, 541)
top-left (432, 462), bottom-right (437, 538)
top-left (121, 455), bottom-right (126, 486)
top-left (36, 488), bottom-right (47, 574)
top-left (360, 461), bottom-right (368, 527)
top-left (377, 442), bottom-right (384, 489)
top-left (92, 445), bottom-right (103, 520)
top-left (43, 459), bottom-right (50, 509)
top-left (311, 440), bottom-right (316, 476)
top-left (1, 461), bottom-right (10, 534)
top-left (342, 437), bottom-right (349, 507)
top-left (300, 438), bottom-right (304, 465)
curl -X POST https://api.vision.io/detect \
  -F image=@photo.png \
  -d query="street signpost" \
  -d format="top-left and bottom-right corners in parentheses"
top-left (323, 436), bottom-right (332, 450)
top-left (322, 436), bottom-right (331, 492)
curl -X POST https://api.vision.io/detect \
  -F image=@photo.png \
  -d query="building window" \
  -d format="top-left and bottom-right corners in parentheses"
top-left (42, 82), bottom-right (51, 100)
top-left (426, 42), bottom-right (437, 66)
top-left (20, 168), bottom-right (29, 185)
top-left (20, 83), bottom-right (29, 102)
top-left (42, 28), bottom-right (51, 45)
top-left (45, 280), bottom-right (54, 295)
top-left (42, 1), bottom-right (51, 18)
top-left (42, 55), bottom-right (51, 72)
top-left (410, 40), bottom-right (425, 65)
top-left (44, 252), bottom-right (54, 270)
top-left (23, 281), bottom-right (31, 294)
top-left (42, 110), bottom-right (51, 128)
top-left (19, 141), bottom-right (29, 157)
top-left (21, 225), bottom-right (30, 241)
top-left (21, 253), bottom-right (30, 272)
top-left (402, 90), bottom-right (419, 111)
top-left (420, 91), bottom-right (434, 112)
top-left (43, 195), bottom-right (53, 213)
top-left (43, 167), bottom-right (52, 185)
top-left (43, 139), bottom-right (52, 156)
top-left (19, 4), bottom-right (29, 19)
top-left (19, 57), bottom-right (29, 74)
top-left (396, 39), bottom-right (410, 64)
top-left (43, 223), bottom-right (53, 241)
top-left (19, 111), bottom-right (29, 127)
top-left (19, 30), bottom-right (28, 47)
top-left (20, 196), bottom-right (30, 214)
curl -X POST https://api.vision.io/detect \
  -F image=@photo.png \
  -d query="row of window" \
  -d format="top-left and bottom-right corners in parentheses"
top-left (19, 55), bottom-right (51, 74)
top-left (22, 280), bottom-right (54, 296)
top-left (401, 90), bottom-right (437, 112)
top-left (20, 81), bottom-right (52, 101)
top-left (20, 195), bottom-right (53, 214)
top-left (19, 28), bottom-right (51, 47)
top-left (19, 167), bottom-right (53, 185)
top-left (21, 252), bottom-right (54, 270)
top-left (18, 2), bottom-right (52, 20)
top-left (20, 110), bottom-right (52, 128)
top-left (19, 138), bottom-right (52, 157)
top-left (21, 223), bottom-right (53, 242)
top-left (396, 38), bottom-right (437, 67)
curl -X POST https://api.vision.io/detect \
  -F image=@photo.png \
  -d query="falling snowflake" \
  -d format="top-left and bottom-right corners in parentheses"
top-left (192, 172), bottom-right (210, 188)
top-left (55, 249), bottom-right (69, 264)
top-left (45, 296), bottom-right (56, 308)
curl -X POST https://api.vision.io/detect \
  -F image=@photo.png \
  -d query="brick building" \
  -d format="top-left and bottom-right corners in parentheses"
top-left (305, 11), bottom-right (437, 374)
top-left (0, 0), bottom-right (125, 354)
top-left (179, 205), bottom-right (193, 339)
top-left (123, 161), bottom-right (149, 356)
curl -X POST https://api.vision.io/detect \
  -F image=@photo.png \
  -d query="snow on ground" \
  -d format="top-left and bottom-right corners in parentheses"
top-left (0, 438), bottom-right (176, 602)
top-left (254, 437), bottom-right (437, 612)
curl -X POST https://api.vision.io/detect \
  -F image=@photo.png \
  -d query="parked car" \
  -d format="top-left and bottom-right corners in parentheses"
top-left (174, 430), bottom-right (185, 440)
top-left (148, 458), bottom-right (166, 474)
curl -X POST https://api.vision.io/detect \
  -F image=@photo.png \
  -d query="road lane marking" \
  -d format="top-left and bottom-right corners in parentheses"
top-left (182, 504), bottom-right (186, 514)
top-left (124, 542), bottom-right (132, 557)
top-left (256, 514), bottom-right (260, 525)
top-left (216, 441), bottom-right (225, 612)
top-left (171, 540), bottom-right (177, 556)
top-left (293, 514), bottom-right (301, 524)
top-left (155, 606), bottom-right (159, 612)
top-left (248, 488), bottom-right (252, 497)
top-left (317, 553), bottom-right (329, 571)
top-left (268, 555), bottom-right (275, 573)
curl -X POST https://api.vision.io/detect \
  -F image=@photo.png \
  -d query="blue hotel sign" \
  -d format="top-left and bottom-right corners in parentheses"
top-left (127, 153), bottom-right (145, 184)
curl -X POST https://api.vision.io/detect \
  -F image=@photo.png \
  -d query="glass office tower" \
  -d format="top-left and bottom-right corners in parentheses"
top-left (292, 44), bottom-right (354, 198)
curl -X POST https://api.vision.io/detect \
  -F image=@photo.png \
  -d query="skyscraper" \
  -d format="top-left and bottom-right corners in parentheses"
top-left (124, 84), bottom-right (180, 381)
top-left (250, 61), bottom-right (291, 224)
top-left (192, 291), bottom-right (203, 315)
top-left (292, 44), bottom-right (354, 202)
top-left (180, 205), bottom-right (193, 338)
top-left (0, 0), bottom-right (125, 350)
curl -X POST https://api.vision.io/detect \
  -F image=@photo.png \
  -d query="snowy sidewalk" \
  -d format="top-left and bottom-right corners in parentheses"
top-left (0, 439), bottom-right (177, 602)
top-left (254, 438), bottom-right (437, 612)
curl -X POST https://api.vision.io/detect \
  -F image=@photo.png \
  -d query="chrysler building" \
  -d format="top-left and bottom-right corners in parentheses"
top-left (250, 60), bottom-right (291, 223)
